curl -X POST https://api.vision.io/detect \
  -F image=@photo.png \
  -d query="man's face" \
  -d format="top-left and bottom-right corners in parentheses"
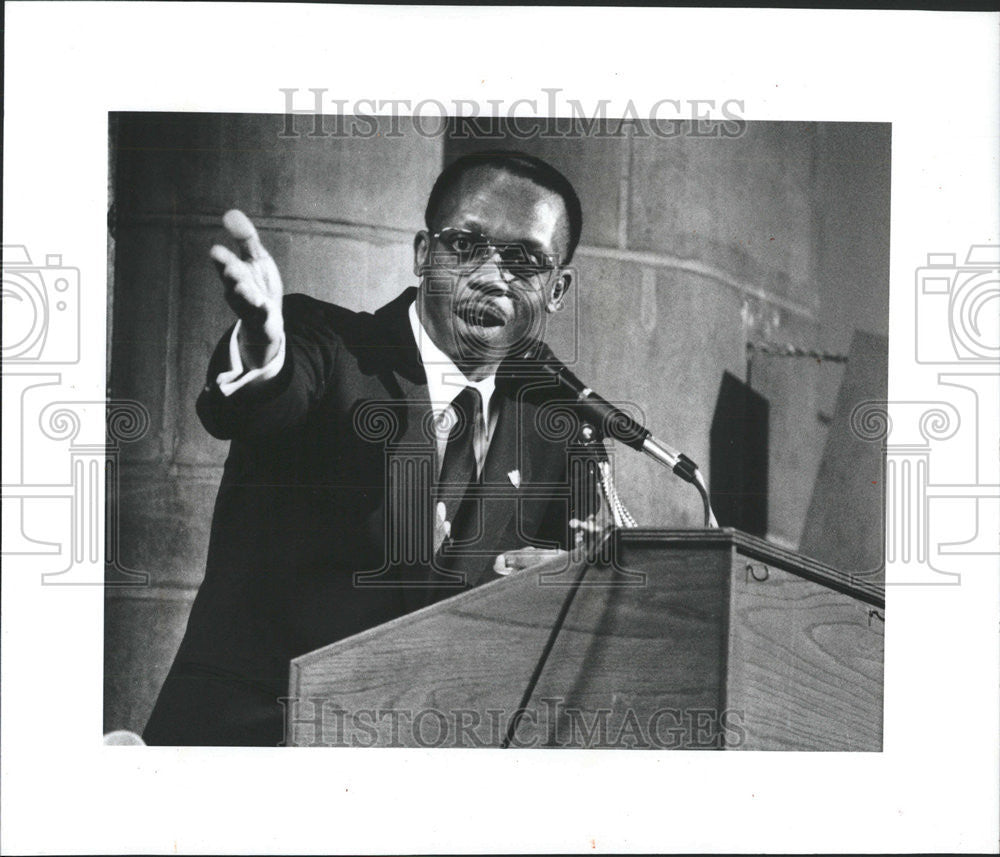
top-left (413, 167), bottom-right (573, 371)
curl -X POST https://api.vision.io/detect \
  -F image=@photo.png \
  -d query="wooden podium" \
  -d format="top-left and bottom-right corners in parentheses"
top-left (287, 530), bottom-right (884, 750)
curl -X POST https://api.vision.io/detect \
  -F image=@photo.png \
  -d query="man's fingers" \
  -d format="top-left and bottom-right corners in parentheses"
top-left (210, 215), bottom-right (283, 353)
top-left (209, 243), bottom-right (238, 270)
top-left (211, 245), bottom-right (252, 293)
top-left (493, 547), bottom-right (566, 575)
top-left (211, 244), bottom-right (267, 318)
top-left (222, 209), bottom-right (267, 262)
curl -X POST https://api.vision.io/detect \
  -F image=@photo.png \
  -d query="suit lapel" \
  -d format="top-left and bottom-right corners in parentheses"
top-left (370, 287), bottom-right (425, 388)
top-left (363, 289), bottom-right (441, 614)
top-left (369, 287), bottom-right (435, 486)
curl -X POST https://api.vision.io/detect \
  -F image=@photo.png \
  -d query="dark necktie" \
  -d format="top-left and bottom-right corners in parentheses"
top-left (435, 385), bottom-right (483, 532)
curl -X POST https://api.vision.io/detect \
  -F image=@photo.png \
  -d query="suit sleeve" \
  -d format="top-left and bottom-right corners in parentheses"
top-left (196, 294), bottom-right (341, 441)
top-left (214, 321), bottom-right (287, 396)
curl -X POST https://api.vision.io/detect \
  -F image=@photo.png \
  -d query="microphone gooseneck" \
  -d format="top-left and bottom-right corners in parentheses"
top-left (529, 354), bottom-right (719, 528)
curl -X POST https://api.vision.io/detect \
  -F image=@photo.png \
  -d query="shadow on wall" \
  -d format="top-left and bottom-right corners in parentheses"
top-left (710, 371), bottom-right (769, 538)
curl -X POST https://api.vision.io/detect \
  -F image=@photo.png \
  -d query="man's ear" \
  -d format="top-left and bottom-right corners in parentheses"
top-left (546, 268), bottom-right (574, 313)
top-left (413, 230), bottom-right (430, 278)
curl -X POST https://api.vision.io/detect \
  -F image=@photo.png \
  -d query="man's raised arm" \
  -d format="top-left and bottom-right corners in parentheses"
top-left (197, 211), bottom-right (339, 439)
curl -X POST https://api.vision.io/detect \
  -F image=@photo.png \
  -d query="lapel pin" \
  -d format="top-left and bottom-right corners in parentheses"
top-left (508, 469), bottom-right (521, 489)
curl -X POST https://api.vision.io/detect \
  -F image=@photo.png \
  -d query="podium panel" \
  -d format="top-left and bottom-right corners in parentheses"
top-left (288, 529), bottom-right (884, 749)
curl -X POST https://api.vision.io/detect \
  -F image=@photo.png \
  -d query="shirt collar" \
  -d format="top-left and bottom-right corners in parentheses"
top-left (408, 299), bottom-right (496, 427)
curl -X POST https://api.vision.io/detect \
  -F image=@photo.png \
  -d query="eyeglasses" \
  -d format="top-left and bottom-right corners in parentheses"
top-left (431, 228), bottom-right (559, 280)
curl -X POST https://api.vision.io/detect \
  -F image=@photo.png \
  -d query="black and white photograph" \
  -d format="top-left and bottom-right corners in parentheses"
top-left (2, 4), bottom-right (997, 854)
top-left (105, 113), bottom-right (890, 752)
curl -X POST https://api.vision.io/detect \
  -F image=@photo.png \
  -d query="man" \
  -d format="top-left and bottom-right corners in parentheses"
top-left (144, 151), bottom-right (607, 746)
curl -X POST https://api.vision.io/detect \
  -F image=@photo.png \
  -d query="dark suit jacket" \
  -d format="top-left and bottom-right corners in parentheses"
top-left (144, 287), bottom-right (605, 746)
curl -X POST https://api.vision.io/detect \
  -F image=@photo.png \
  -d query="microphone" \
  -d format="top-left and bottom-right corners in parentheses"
top-left (536, 360), bottom-right (702, 485)
top-left (507, 342), bottom-right (718, 527)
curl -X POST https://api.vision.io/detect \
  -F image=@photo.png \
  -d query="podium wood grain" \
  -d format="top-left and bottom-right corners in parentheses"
top-left (727, 562), bottom-right (883, 750)
top-left (289, 530), bottom-right (884, 749)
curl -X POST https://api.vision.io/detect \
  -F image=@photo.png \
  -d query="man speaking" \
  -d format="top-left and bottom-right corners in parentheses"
top-left (144, 151), bottom-right (608, 746)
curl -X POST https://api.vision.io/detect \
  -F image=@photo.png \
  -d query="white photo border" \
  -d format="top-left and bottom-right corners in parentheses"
top-left (2, 4), bottom-right (998, 854)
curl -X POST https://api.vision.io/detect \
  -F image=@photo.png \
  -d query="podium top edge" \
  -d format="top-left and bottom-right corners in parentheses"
top-left (617, 527), bottom-right (884, 609)
top-left (291, 529), bottom-right (884, 676)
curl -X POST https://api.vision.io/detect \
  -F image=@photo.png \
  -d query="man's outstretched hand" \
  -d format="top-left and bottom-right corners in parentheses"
top-left (210, 210), bottom-right (284, 369)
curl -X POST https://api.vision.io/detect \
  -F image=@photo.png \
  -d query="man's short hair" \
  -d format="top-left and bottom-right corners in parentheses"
top-left (424, 151), bottom-right (584, 263)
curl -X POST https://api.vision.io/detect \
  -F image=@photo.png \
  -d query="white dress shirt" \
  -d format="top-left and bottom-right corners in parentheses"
top-left (407, 301), bottom-right (497, 477)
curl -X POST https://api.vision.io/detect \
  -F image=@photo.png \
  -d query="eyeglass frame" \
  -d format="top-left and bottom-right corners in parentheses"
top-left (427, 227), bottom-right (564, 285)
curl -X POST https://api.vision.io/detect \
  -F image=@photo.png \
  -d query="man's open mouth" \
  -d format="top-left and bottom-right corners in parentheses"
top-left (456, 300), bottom-right (508, 328)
